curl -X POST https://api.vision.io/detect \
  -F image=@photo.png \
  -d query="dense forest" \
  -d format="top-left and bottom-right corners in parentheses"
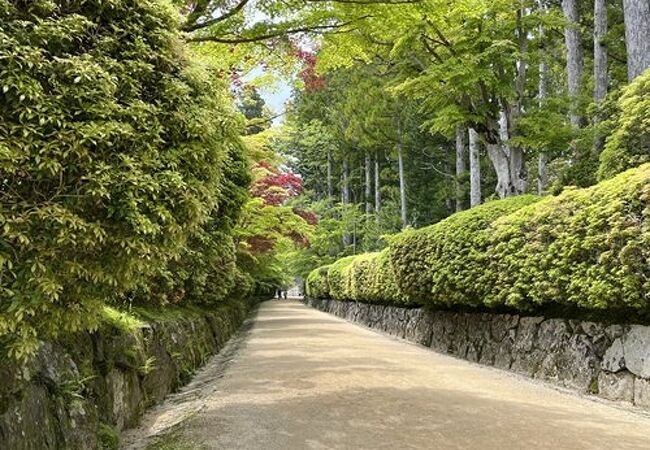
top-left (1, 0), bottom-right (650, 361)
top-left (270, 0), bottom-right (650, 283)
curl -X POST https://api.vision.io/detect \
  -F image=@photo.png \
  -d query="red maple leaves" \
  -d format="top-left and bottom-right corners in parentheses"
top-left (251, 161), bottom-right (304, 206)
top-left (295, 50), bottom-right (326, 92)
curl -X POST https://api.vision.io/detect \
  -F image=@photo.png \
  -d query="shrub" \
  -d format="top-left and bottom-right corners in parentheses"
top-left (598, 69), bottom-right (650, 180)
top-left (0, 1), bottom-right (242, 359)
top-left (309, 164), bottom-right (650, 313)
top-left (484, 164), bottom-right (650, 310)
top-left (347, 252), bottom-right (378, 301)
top-left (352, 250), bottom-right (403, 304)
top-left (390, 195), bottom-right (540, 306)
top-left (145, 141), bottom-right (251, 305)
top-left (306, 265), bottom-right (331, 298)
top-left (326, 256), bottom-right (357, 300)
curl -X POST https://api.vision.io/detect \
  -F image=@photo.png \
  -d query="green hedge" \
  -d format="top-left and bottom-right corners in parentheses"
top-left (390, 195), bottom-right (540, 305)
top-left (598, 69), bottom-right (650, 180)
top-left (0, 1), bottom-right (248, 360)
top-left (305, 265), bottom-right (331, 299)
top-left (482, 165), bottom-right (649, 310)
top-left (306, 164), bottom-right (650, 312)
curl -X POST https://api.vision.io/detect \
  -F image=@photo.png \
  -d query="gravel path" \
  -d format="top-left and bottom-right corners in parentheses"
top-left (131, 300), bottom-right (650, 449)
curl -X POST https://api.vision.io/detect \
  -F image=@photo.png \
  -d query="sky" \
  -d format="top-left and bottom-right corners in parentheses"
top-left (262, 80), bottom-right (292, 125)
top-left (242, 4), bottom-right (297, 126)
top-left (244, 66), bottom-right (293, 125)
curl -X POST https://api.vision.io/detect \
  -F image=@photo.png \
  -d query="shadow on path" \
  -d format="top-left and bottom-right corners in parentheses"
top-left (135, 300), bottom-right (650, 450)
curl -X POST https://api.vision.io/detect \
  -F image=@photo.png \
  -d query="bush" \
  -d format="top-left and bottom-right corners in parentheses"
top-left (483, 164), bottom-right (650, 310)
top-left (326, 256), bottom-right (357, 300)
top-left (308, 164), bottom-right (650, 313)
top-left (351, 250), bottom-right (403, 304)
top-left (390, 195), bottom-right (540, 305)
top-left (598, 69), bottom-right (650, 180)
top-left (306, 250), bottom-right (403, 305)
top-left (306, 264), bottom-right (331, 298)
top-left (0, 1), bottom-right (243, 359)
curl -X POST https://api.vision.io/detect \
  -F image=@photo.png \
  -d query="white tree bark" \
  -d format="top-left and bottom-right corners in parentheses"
top-left (341, 157), bottom-right (350, 205)
top-left (594, 0), bottom-right (608, 103)
top-left (397, 119), bottom-right (408, 229)
top-left (327, 150), bottom-right (333, 199)
top-left (538, 0), bottom-right (549, 194)
top-left (623, 0), bottom-right (650, 81)
top-left (593, 0), bottom-right (608, 154)
top-left (342, 157), bottom-right (352, 247)
top-left (374, 152), bottom-right (381, 218)
top-left (469, 128), bottom-right (481, 207)
top-left (562, 0), bottom-right (583, 128)
top-left (365, 152), bottom-right (372, 215)
top-left (486, 111), bottom-right (527, 199)
top-left (455, 125), bottom-right (467, 212)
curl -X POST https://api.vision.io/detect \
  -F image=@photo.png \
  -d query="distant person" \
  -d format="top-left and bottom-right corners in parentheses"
top-left (283, 290), bottom-right (288, 299)
top-left (276, 288), bottom-right (282, 299)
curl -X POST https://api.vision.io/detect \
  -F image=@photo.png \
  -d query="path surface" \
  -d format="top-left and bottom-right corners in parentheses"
top-left (135, 300), bottom-right (650, 449)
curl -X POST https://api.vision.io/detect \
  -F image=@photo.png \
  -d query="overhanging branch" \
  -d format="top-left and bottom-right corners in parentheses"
top-left (183, 0), bottom-right (252, 32)
top-left (186, 18), bottom-right (369, 44)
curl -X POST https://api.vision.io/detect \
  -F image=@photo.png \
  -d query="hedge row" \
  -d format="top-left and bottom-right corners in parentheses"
top-left (307, 164), bottom-right (650, 312)
top-left (598, 69), bottom-right (650, 180)
top-left (0, 1), bottom-right (250, 360)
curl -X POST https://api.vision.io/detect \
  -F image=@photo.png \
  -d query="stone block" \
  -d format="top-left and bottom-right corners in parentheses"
top-left (622, 326), bottom-right (650, 378)
top-left (633, 377), bottom-right (650, 408)
top-left (598, 371), bottom-right (635, 402)
top-left (602, 338), bottom-right (625, 373)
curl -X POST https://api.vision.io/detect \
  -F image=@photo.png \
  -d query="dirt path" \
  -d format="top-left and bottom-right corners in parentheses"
top-left (129, 300), bottom-right (650, 449)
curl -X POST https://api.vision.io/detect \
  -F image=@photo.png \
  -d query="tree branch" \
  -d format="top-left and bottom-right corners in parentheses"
top-left (183, 0), bottom-right (252, 32)
top-left (186, 18), bottom-right (369, 44)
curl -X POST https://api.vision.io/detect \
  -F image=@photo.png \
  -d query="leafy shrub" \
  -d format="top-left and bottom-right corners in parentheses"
top-left (145, 141), bottom-right (251, 305)
top-left (308, 165), bottom-right (650, 312)
top-left (390, 195), bottom-right (540, 305)
top-left (306, 264), bottom-right (331, 298)
top-left (349, 250), bottom-right (403, 304)
top-left (0, 1), bottom-right (243, 359)
top-left (326, 256), bottom-right (357, 300)
top-left (306, 251), bottom-right (403, 304)
top-left (598, 69), bottom-right (650, 180)
top-left (484, 164), bottom-right (650, 310)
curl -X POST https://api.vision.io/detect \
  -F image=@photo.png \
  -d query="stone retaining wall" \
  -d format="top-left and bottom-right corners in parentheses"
top-left (0, 298), bottom-right (258, 450)
top-left (303, 298), bottom-right (650, 410)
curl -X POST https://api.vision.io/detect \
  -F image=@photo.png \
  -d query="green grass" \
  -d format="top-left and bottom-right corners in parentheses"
top-left (101, 306), bottom-right (146, 333)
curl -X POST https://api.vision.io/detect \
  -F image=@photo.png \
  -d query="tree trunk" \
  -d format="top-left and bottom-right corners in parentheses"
top-left (486, 111), bottom-right (527, 199)
top-left (469, 128), bottom-right (481, 207)
top-left (538, 0), bottom-right (549, 194)
top-left (365, 152), bottom-right (372, 215)
top-left (342, 157), bottom-right (350, 205)
top-left (623, 0), bottom-right (650, 81)
top-left (538, 152), bottom-right (548, 195)
top-left (397, 120), bottom-right (408, 229)
top-left (374, 151), bottom-right (381, 219)
top-left (562, 0), bottom-right (583, 128)
top-left (592, 0), bottom-right (609, 154)
top-left (342, 157), bottom-right (352, 247)
top-left (327, 149), bottom-right (333, 199)
top-left (455, 125), bottom-right (467, 212)
top-left (594, 0), bottom-right (608, 104)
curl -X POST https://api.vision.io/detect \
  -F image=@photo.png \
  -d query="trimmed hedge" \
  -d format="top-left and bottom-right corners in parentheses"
top-left (598, 69), bottom-right (650, 180)
top-left (306, 164), bottom-right (650, 312)
top-left (390, 195), bottom-right (540, 306)
top-left (305, 264), bottom-right (331, 299)
top-left (482, 165), bottom-right (650, 310)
